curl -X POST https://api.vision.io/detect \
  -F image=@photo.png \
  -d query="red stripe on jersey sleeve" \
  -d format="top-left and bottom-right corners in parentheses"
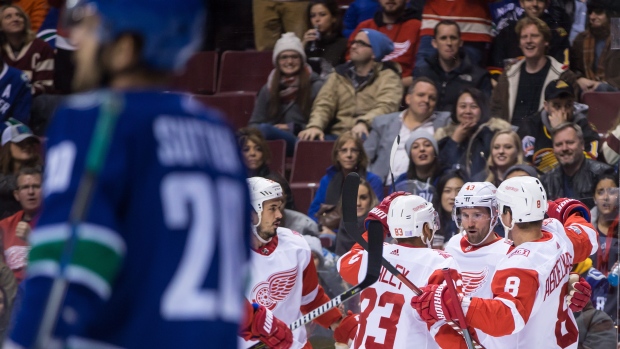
top-left (300, 257), bottom-right (342, 328)
top-left (466, 268), bottom-right (539, 337)
top-left (562, 215), bottom-right (596, 263)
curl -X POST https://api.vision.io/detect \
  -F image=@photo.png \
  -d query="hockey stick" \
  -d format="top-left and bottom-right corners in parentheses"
top-left (388, 135), bottom-right (400, 192)
top-left (442, 268), bottom-right (477, 349)
top-left (248, 213), bottom-right (383, 349)
top-left (342, 172), bottom-right (483, 349)
top-left (34, 93), bottom-right (123, 349)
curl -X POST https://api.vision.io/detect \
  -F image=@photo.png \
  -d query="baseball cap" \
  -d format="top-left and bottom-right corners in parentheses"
top-left (1, 122), bottom-right (37, 146)
top-left (545, 79), bottom-right (574, 100)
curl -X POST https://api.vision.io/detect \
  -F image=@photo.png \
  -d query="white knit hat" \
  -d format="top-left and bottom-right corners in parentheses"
top-left (272, 32), bottom-right (306, 65)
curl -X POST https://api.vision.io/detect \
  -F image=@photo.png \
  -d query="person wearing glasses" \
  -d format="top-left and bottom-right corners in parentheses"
top-left (298, 29), bottom-right (402, 141)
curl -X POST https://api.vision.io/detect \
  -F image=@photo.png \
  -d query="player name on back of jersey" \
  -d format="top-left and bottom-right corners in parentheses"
top-left (378, 263), bottom-right (410, 290)
top-left (544, 251), bottom-right (573, 300)
top-left (154, 115), bottom-right (240, 173)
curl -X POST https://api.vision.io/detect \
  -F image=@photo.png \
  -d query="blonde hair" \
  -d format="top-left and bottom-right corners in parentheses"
top-left (0, 5), bottom-right (36, 45)
top-left (484, 130), bottom-right (524, 185)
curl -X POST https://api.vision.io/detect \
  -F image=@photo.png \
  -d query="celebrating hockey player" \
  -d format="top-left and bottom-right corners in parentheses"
top-left (411, 176), bottom-right (598, 349)
top-left (241, 177), bottom-right (346, 349)
top-left (338, 193), bottom-right (464, 349)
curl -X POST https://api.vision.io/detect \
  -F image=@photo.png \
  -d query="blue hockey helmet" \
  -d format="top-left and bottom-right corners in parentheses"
top-left (65, 0), bottom-right (205, 71)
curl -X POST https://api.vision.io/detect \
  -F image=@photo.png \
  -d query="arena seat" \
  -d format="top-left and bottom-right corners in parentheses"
top-left (582, 91), bottom-right (620, 134)
top-left (289, 141), bottom-right (335, 184)
top-left (267, 139), bottom-right (286, 176)
top-left (217, 51), bottom-right (273, 94)
top-left (171, 51), bottom-right (218, 94)
top-left (192, 92), bottom-right (256, 130)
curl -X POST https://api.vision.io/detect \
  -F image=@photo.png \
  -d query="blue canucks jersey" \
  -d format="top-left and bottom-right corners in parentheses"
top-left (0, 64), bottom-right (32, 124)
top-left (8, 90), bottom-right (250, 348)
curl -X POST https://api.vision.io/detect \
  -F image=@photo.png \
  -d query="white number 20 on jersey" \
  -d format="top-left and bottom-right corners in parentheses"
top-left (160, 173), bottom-right (244, 322)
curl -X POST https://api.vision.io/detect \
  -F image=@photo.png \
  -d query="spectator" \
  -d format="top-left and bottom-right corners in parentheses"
top-left (299, 29), bottom-right (402, 140)
top-left (237, 127), bottom-right (295, 210)
top-left (414, 20), bottom-right (492, 112)
top-left (0, 260), bottom-right (15, 341)
top-left (569, 0), bottom-right (588, 43)
top-left (541, 122), bottom-right (614, 208)
top-left (307, 131), bottom-right (383, 223)
top-left (12, 0), bottom-right (48, 32)
top-left (435, 87), bottom-right (512, 179)
top-left (574, 300), bottom-right (618, 349)
top-left (303, 0), bottom-right (348, 70)
top-left (590, 174), bottom-right (618, 267)
top-left (0, 166), bottom-right (40, 283)
top-left (249, 33), bottom-right (324, 156)
top-left (570, 0), bottom-right (620, 91)
top-left (347, 0), bottom-right (421, 86)
top-left (432, 169), bottom-right (465, 248)
top-left (490, 17), bottom-right (586, 126)
top-left (393, 130), bottom-right (443, 202)
top-left (269, 175), bottom-right (320, 237)
top-left (0, 5), bottom-right (54, 96)
top-left (416, 0), bottom-right (493, 70)
top-left (518, 79), bottom-right (600, 174)
top-left (489, 0), bottom-right (522, 36)
top-left (334, 178), bottom-right (377, 256)
top-left (471, 130), bottom-right (524, 187)
top-left (252, 0), bottom-right (309, 51)
top-left (0, 120), bottom-right (40, 219)
top-left (365, 77), bottom-right (449, 184)
top-left (490, 0), bottom-right (571, 80)
top-left (0, 54), bottom-right (31, 124)
top-left (342, 0), bottom-right (380, 38)
top-left (504, 163), bottom-right (539, 179)
top-left (601, 110), bottom-right (620, 166)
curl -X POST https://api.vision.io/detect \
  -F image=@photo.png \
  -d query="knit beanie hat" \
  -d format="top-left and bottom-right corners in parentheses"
top-left (405, 130), bottom-right (439, 159)
top-left (273, 32), bottom-right (306, 65)
top-left (360, 29), bottom-right (394, 61)
top-left (504, 164), bottom-right (539, 178)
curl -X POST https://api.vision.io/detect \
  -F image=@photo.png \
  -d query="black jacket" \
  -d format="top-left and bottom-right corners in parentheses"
top-left (415, 50), bottom-right (492, 112)
top-left (305, 33), bottom-right (348, 69)
top-left (541, 158), bottom-right (615, 208)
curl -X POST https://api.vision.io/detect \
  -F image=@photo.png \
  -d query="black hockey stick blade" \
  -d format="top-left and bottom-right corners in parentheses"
top-left (342, 172), bottom-right (361, 232)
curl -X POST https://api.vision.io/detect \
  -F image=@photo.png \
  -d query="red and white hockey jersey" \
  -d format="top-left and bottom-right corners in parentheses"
top-left (339, 239), bottom-right (461, 349)
top-left (239, 228), bottom-right (341, 349)
top-left (438, 215), bottom-right (598, 349)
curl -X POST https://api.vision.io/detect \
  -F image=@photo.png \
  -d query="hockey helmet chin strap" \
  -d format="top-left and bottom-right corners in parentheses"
top-left (499, 204), bottom-right (515, 236)
top-left (251, 212), bottom-right (272, 245)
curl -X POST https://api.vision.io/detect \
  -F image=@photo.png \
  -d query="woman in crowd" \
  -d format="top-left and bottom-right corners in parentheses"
top-left (392, 130), bottom-right (443, 202)
top-left (435, 87), bottom-right (512, 180)
top-left (303, 0), bottom-right (348, 71)
top-left (432, 169), bottom-right (465, 249)
top-left (0, 121), bottom-right (40, 219)
top-left (335, 178), bottom-right (378, 256)
top-left (471, 130), bottom-right (524, 187)
top-left (308, 131), bottom-right (383, 224)
top-left (248, 32), bottom-right (324, 156)
top-left (0, 5), bottom-right (54, 95)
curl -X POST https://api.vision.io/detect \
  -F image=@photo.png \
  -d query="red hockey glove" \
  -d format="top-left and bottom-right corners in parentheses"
top-left (547, 198), bottom-right (591, 224)
top-left (567, 273), bottom-right (592, 312)
top-left (250, 304), bottom-right (293, 349)
top-left (410, 284), bottom-right (463, 323)
top-left (333, 311), bottom-right (359, 345)
top-left (365, 191), bottom-right (410, 238)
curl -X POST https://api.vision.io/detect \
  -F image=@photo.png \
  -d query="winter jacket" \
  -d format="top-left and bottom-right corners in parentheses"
top-left (364, 110), bottom-right (450, 183)
top-left (490, 12), bottom-right (571, 77)
top-left (342, 0), bottom-right (381, 38)
top-left (575, 301), bottom-right (617, 349)
top-left (435, 117), bottom-right (513, 179)
top-left (249, 71), bottom-right (324, 133)
top-left (347, 8), bottom-right (422, 77)
top-left (414, 50), bottom-right (493, 112)
top-left (518, 103), bottom-right (601, 174)
top-left (571, 31), bottom-right (620, 89)
top-left (307, 166), bottom-right (383, 221)
top-left (601, 123), bottom-right (620, 166)
top-left (541, 158), bottom-right (615, 208)
top-left (490, 56), bottom-right (578, 123)
top-left (305, 33), bottom-right (348, 69)
top-left (306, 61), bottom-right (402, 135)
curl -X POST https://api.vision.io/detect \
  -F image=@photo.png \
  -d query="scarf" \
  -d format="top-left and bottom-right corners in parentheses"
top-left (582, 30), bottom-right (610, 81)
top-left (267, 64), bottom-right (312, 104)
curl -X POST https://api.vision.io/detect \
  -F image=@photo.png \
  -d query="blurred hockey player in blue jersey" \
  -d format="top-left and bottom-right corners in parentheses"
top-left (5, 1), bottom-right (293, 348)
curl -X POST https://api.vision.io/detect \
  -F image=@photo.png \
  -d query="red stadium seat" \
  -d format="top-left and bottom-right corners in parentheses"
top-left (582, 92), bottom-right (620, 134)
top-left (192, 93), bottom-right (256, 130)
top-left (290, 185), bottom-right (317, 215)
top-left (267, 139), bottom-right (286, 176)
top-left (217, 51), bottom-right (273, 93)
top-left (171, 51), bottom-right (218, 94)
top-left (289, 141), bottom-right (335, 184)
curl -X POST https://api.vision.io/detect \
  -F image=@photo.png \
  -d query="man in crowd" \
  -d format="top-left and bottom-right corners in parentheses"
top-left (299, 29), bottom-right (402, 140)
top-left (542, 122), bottom-right (614, 208)
top-left (253, 0), bottom-right (308, 51)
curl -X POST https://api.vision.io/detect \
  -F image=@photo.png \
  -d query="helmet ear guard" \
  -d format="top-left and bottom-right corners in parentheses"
top-left (496, 176), bottom-right (548, 233)
top-left (388, 195), bottom-right (439, 248)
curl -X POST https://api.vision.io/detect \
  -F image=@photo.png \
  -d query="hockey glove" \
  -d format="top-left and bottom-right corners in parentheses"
top-left (547, 198), bottom-right (591, 224)
top-left (410, 284), bottom-right (463, 323)
top-left (567, 273), bottom-right (592, 312)
top-left (333, 311), bottom-right (359, 346)
top-left (365, 191), bottom-right (410, 238)
top-left (250, 304), bottom-right (293, 349)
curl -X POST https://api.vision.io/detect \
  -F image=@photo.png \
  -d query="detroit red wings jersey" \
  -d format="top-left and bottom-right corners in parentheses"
top-left (455, 215), bottom-right (598, 349)
top-left (339, 242), bottom-right (460, 349)
top-left (239, 228), bottom-right (341, 349)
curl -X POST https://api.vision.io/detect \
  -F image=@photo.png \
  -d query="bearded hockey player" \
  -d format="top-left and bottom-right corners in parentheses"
top-left (241, 177), bottom-right (345, 349)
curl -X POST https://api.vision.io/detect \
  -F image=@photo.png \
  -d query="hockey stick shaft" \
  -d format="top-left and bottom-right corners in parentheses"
top-left (442, 268), bottom-right (476, 349)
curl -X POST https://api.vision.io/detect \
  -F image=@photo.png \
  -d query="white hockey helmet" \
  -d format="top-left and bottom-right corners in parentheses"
top-left (452, 182), bottom-right (498, 245)
top-left (496, 176), bottom-right (548, 231)
top-left (247, 177), bottom-right (283, 242)
top-left (387, 195), bottom-right (439, 248)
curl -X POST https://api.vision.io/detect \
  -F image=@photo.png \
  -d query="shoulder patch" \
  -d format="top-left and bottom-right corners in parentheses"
top-left (508, 247), bottom-right (530, 258)
top-left (567, 226), bottom-right (582, 235)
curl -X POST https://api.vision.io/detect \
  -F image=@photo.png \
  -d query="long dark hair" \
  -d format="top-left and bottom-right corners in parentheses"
top-left (433, 169), bottom-right (466, 216)
top-left (0, 139), bottom-right (42, 175)
top-left (450, 87), bottom-right (491, 124)
top-left (267, 61), bottom-right (312, 121)
top-left (306, 0), bottom-right (343, 36)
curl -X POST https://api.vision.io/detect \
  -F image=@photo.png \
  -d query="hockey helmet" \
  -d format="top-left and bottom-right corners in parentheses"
top-left (496, 176), bottom-right (548, 231)
top-left (452, 182), bottom-right (498, 245)
top-left (387, 195), bottom-right (439, 248)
